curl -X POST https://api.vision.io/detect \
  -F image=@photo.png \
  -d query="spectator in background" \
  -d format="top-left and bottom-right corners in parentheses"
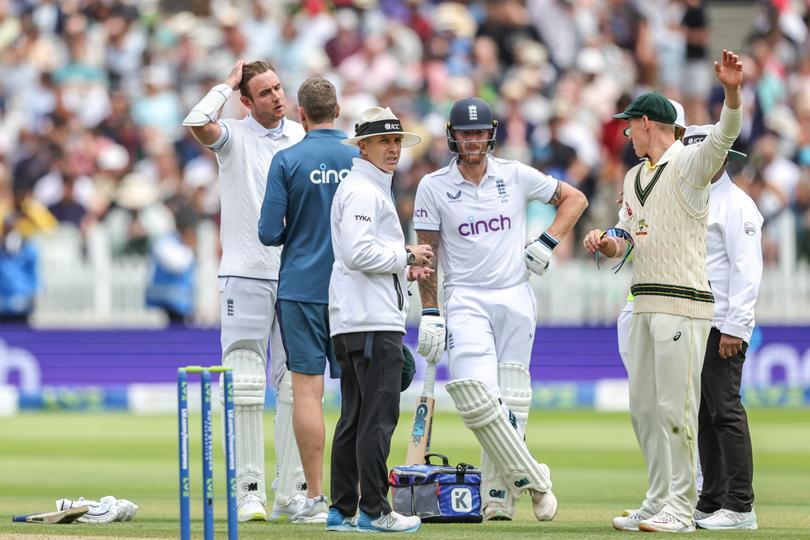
top-left (145, 205), bottom-right (197, 324)
top-left (104, 172), bottom-right (174, 257)
top-left (0, 179), bottom-right (47, 324)
top-left (682, 0), bottom-right (711, 124)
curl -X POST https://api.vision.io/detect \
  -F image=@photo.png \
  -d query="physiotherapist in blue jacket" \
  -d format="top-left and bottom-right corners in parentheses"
top-left (258, 76), bottom-right (357, 523)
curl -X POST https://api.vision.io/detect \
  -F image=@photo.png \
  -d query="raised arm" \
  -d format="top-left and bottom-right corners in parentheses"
top-left (183, 60), bottom-right (244, 146)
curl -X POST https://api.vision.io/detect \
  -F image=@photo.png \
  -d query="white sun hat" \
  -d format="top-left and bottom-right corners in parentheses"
top-left (668, 98), bottom-right (686, 129)
top-left (342, 107), bottom-right (422, 148)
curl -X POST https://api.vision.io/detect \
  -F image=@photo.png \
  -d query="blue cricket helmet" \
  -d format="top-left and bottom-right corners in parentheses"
top-left (446, 97), bottom-right (498, 153)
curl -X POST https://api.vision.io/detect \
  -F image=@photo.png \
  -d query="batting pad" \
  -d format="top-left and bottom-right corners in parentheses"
top-left (482, 364), bottom-right (532, 515)
top-left (447, 378), bottom-right (550, 496)
top-left (223, 349), bottom-right (267, 504)
top-left (272, 370), bottom-right (306, 504)
top-left (499, 363), bottom-right (532, 431)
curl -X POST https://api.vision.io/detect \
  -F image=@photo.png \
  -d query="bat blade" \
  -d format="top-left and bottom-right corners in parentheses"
top-left (12, 506), bottom-right (89, 524)
top-left (405, 362), bottom-right (437, 465)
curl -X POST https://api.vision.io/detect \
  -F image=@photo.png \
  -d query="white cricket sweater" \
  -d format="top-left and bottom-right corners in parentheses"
top-left (618, 104), bottom-right (742, 320)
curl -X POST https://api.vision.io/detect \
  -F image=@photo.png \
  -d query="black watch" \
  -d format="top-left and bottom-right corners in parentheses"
top-left (406, 248), bottom-right (416, 265)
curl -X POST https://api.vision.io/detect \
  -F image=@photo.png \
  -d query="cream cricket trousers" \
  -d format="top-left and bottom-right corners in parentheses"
top-left (626, 312), bottom-right (709, 524)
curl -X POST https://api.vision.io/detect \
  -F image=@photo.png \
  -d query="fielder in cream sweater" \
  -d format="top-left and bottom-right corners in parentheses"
top-left (583, 49), bottom-right (744, 533)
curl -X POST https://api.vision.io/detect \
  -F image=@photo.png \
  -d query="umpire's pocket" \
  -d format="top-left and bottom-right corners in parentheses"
top-left (377, 333), bottom-right (404, 396)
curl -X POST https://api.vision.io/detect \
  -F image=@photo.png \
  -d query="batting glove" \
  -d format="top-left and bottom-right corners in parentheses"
top-left (417, 309), bottom-right (446, 364)
top-left (524, 232), bottom-right (558, 276)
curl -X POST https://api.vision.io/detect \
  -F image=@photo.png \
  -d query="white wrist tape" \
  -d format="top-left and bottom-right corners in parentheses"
top-left (182, 83), bottom-right (233, 127)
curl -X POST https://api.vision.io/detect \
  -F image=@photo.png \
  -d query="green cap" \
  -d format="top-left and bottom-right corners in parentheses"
top-left (614, 92), bottom-right (677, 124)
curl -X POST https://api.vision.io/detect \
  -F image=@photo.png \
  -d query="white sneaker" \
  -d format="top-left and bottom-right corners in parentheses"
top-left (357, 510), bottom-right (421, 532)
top-left (613, 510), bottom-right (651, 531)
top-left (237, 495), bottom-right (267, 522)
top-left (638, 510), bottom-right (695, 533)
top-left (270, 493), bottom-right (305, 520)
top-left (693, 509), bottom-right (713, 522)
top-left (696, 508), bottom-right (757, 530)
top-left (529, 463), bottom-right (557, 521)
top-left (291, 495), bottom-right (329, 524)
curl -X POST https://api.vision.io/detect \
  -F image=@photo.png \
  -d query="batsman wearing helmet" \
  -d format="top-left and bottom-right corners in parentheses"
top-left (412, 97), bottom-right (588, 521)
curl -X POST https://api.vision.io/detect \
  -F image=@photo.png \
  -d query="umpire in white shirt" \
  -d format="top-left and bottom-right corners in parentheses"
top-left (683, 125), bottom-right (762, 531)
top-left (327, 107), bottom-right (433, 533)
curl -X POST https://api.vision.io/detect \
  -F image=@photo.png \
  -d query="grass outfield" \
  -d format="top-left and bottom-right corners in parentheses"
top-left (1, 408), bottom-right (808, 538)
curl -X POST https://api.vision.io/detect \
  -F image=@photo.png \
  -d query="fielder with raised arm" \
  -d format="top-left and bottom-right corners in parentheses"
top-left (182, 60), bottom-right (306, 521)
top-left (413, 97), bottom-right (588, 521)
top-left (584, 49), bottom-right (744, 533)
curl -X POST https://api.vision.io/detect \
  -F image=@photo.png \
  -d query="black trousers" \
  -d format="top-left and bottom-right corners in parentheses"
top-left (330, 331), bottom-right (403, 518)
top-left (697, 327), bottom-right (754, 513)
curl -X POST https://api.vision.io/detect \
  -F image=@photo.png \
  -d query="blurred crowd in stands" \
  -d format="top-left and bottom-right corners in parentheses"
top-left (0, 0), bottom-right (809, 321)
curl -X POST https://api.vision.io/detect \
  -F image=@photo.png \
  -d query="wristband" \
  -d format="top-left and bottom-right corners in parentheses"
top-left (538, 231), bottom-right (559, 250)
top-left (422, 308), bottom-right (440, 317)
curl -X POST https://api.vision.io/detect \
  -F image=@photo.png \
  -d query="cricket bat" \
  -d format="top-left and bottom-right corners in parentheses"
top-left (12, 506), bottom-right (89, 524)
top-left (405, 362), bottom-right (437, 465)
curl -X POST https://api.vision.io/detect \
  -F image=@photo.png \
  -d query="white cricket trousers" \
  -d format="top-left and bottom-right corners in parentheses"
top-left (445, 282), bottom-right (536, 395)
top-left (218, 276), bottom-right (287, 390)
top-left (626, 311), bottom-right (709, 524)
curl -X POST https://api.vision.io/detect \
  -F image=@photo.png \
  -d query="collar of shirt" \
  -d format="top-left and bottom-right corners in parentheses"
top-left (644, 139), bottom-right (683, 169)
top-left (351, 157), bottom-right (393, 189)
top-left (304, 128), bottom-right (347, 140)
top-left (450, 155), bottom-right (501, 185)
top-left (245, 114), bottom-right (289, 140)
top-left (710, 170), bottom-right (731, 193)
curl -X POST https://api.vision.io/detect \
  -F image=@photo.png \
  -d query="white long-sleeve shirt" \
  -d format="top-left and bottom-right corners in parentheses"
top-left (209, 115), bottom-right (305, 280)
top-left (707, 172), bottom-right (763, 342)
top-left (328, 158), bottom-right (409, 335)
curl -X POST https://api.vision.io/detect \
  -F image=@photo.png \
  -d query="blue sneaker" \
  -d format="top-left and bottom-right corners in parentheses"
top-left (326, 507), bottom-right (357, 532)
top-left (356, 510), bottom-right (420, 533)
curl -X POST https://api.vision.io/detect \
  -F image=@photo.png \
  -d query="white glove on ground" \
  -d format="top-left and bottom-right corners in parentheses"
top-left (417, 313), bottom-right (446, 363)
top-left (55, 496), bottom-right (138, 523)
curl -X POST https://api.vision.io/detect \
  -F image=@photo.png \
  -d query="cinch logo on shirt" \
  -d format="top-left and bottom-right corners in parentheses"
top-left (414, 208), bottom-right (428, 218)
top-left (310, 163), bottom-right (350, 184)
top-left (458, 214), bottom-right (512, 236)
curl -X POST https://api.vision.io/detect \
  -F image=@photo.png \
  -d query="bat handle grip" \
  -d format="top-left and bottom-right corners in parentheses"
top-left (422, 362), bottom-right (437, 397)
top-left (12, 515), bottom-right (28, 522)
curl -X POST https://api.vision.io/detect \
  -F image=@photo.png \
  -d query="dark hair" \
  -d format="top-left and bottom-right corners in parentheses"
top-left (297, 77), bottom-right (337, 124)
top-left (239, 61), bottom-right (277, 100)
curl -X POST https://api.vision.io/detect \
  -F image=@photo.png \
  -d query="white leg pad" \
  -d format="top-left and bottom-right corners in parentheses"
top-left (482, 363), bottom-right (533, 516)
top-left (447, 378), bottom-right (550, 496)
top-left (223, 349), bottom-right (267, 505)
top-left (273, 370), bottom-right (306, 504)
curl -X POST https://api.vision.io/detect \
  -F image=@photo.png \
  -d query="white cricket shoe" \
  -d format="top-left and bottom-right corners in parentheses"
top-left (357, 510), bottom-right (421, 533)
top-left (696, 508), bottom-right (757, 530)
top-left (237, 495), bottom-right (267, 522)
top-left (693, 509), bottom-right (713, 522)
top-left (291, 495), bottom-right (329, 524)
top-left (482, 503), bottom-right (514, 521)
top-left (613, 509), bottom-right (651, 531)
top-left (638, 510), bottom-right (695, 533)
top-left (529, 463), bottom-right (557, 521)
top-left (270, 492), bottom-right (305, 520)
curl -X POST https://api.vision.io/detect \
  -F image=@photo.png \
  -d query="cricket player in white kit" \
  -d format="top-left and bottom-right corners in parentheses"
top-left (413, 97), bottom-right (587, 521)
top-left (585, 50), bottom-right (744, 533)
top-left (183, 60), bottom-right (306, 521)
